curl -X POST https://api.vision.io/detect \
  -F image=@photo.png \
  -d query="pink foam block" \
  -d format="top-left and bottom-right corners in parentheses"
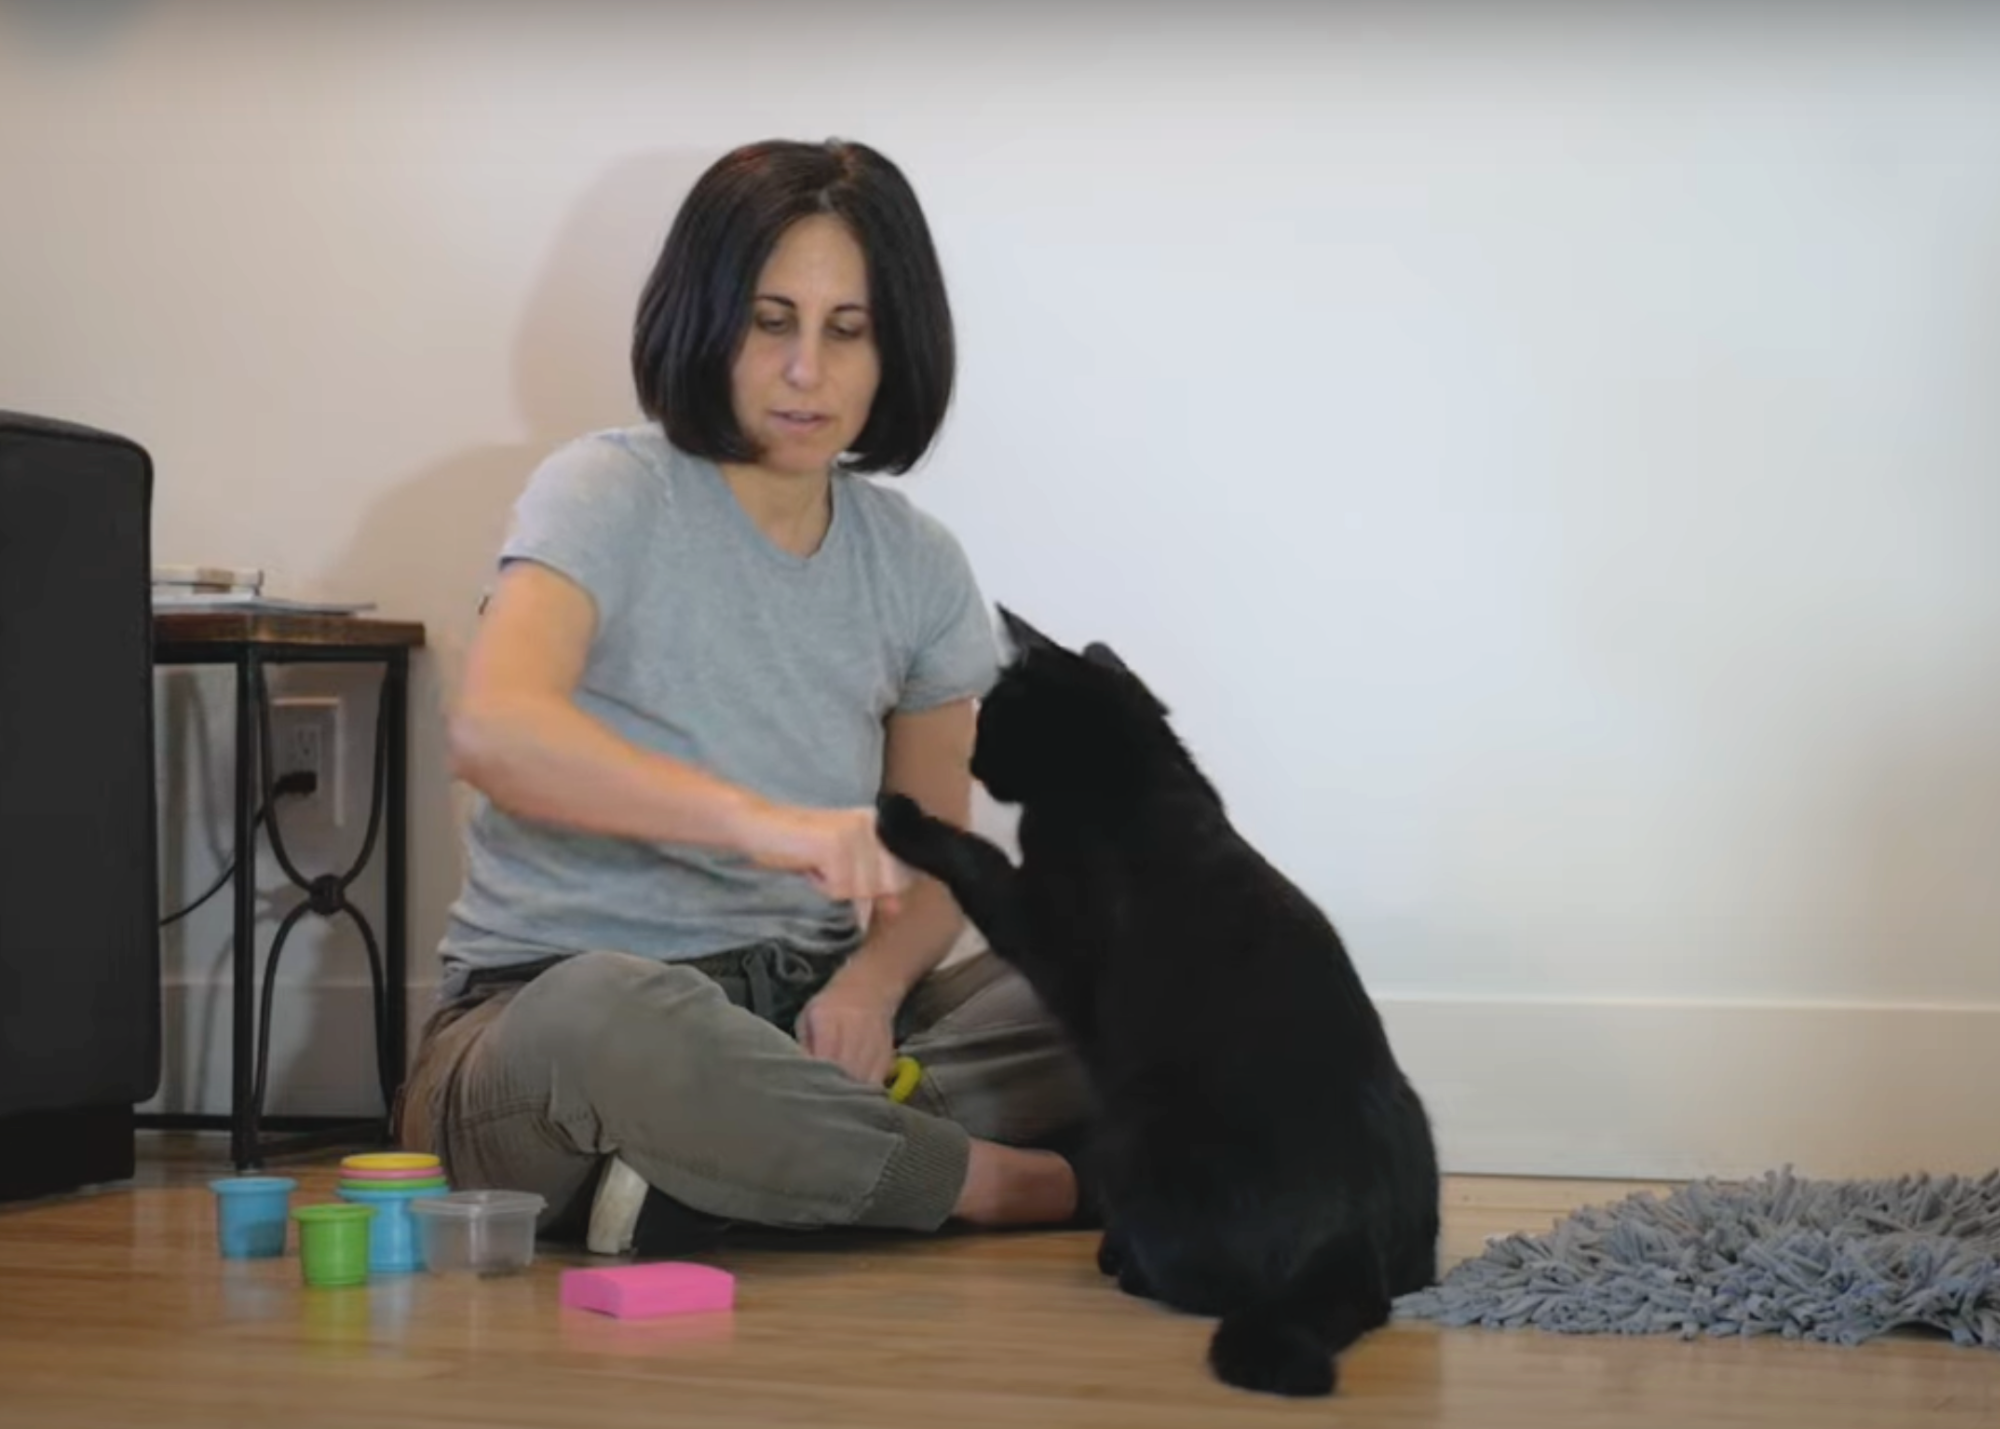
top-left (560, 1263), bottom-right (736, 1320)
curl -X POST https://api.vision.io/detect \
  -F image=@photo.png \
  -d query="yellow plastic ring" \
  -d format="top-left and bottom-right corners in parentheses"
top-left (339, 1152), bottom-right (442, 1172)
top-left (886, 1055), bottom-right (923, 1104)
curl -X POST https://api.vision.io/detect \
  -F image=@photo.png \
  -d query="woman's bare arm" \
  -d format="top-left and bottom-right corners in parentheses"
top-left (449, 559), bottom-right (906, 905)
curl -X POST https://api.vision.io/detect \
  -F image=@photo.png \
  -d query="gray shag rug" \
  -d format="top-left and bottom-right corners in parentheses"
top-left (1394, 1167), bottom-right (2000, 1350)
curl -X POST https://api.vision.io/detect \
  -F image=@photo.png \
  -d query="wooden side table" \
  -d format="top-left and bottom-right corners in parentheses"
top-left (142, 612), bottom-right (426, 1170)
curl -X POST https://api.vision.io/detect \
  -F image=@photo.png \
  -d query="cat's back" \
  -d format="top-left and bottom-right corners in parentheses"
top-left (1127, 799), bottom-right (1355, 974)
top-left (1040, 797), bottom-right (1392, 1080)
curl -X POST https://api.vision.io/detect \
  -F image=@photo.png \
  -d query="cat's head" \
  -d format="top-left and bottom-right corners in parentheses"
top-left (971, 606), bottom-right (1212, 807)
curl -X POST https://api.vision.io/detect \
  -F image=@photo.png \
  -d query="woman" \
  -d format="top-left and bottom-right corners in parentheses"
top-left (393, 138), bottom-right (1090, 1258)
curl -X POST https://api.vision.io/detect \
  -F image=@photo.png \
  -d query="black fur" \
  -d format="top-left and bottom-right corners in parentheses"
top-left (876, 607), bottom-right (1440, 1398)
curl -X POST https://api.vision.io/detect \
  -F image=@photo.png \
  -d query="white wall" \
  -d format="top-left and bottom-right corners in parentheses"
top-left (4, 3), bottom-right (1998, 1178)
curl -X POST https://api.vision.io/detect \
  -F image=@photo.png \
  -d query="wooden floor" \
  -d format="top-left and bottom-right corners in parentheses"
top-left (0, 1138), bottom-right (1992, 1427)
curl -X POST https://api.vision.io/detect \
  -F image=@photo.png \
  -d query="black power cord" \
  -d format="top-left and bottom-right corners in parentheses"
top-left (158, 770), bottom-right (320, 928)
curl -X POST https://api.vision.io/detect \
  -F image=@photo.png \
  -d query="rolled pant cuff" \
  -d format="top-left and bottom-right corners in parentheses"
top-left (858, 1105), bottom-right (971, 1231)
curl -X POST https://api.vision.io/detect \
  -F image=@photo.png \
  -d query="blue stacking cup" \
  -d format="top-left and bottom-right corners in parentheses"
top-left (335, 1184), bottom-right (430, 1274)
top-left (210, 1176), bottom-right (299, 1258)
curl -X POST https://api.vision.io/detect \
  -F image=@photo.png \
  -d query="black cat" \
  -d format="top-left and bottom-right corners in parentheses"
top-left (875, 607), bottom-right (1440, 1398)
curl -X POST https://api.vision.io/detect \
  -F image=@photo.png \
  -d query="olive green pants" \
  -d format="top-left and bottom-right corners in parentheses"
top-left (394, 943), bottom-right (1090, 1239)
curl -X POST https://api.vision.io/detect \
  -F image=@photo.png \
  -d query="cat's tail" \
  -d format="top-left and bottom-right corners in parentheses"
top-left (1206, 1236), bottom-right (1391, 1398)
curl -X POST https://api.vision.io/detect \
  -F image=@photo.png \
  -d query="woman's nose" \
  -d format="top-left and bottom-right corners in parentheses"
top-left (784, 334), bottom-right (822, 389)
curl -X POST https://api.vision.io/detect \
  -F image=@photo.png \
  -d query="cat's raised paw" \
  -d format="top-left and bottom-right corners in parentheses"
top-left (875, 792), bottom-right (938, 862)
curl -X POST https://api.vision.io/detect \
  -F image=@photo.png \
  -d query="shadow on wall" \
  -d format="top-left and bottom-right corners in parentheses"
top-left (229, 149), bottom-right (721, 1107)
top-left (333, 144), bottom-right (716, 710)
top-left (331, 141), bottom-right (716, 913)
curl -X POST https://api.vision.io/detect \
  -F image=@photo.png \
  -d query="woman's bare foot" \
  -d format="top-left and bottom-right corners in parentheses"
top-left (952, 1140), bottom-right (1079, 1227)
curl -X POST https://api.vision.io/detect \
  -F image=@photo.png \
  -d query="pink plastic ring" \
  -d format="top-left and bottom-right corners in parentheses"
top-left (339, 1165), bottom-right (450, 1181)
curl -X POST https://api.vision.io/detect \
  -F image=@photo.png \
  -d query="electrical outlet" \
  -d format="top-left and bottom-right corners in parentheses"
top-left (271, 696), bottom-right (344, 826)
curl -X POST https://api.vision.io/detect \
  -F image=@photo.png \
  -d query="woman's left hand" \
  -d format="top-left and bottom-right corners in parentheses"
top-left (796, 972), bottom-right (901, 1088)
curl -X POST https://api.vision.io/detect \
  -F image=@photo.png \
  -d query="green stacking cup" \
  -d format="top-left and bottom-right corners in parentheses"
top-left (292, 1203), bottom-right (375, 1288)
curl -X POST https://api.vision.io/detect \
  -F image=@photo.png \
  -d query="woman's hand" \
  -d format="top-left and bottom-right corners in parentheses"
top-left (795, 969), bottom-right (901, 1087)
top-left (737, 804), bottom-right (912, 913)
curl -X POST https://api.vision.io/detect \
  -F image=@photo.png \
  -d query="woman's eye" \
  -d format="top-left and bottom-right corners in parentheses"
top-left (757, 315), bottom-right (790, 334)
top-left (831, 325), bottom-right (867, 341)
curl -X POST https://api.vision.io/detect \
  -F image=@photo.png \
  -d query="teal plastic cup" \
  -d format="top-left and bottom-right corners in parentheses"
top-left (210, 1176), bottom-right (298, 1259)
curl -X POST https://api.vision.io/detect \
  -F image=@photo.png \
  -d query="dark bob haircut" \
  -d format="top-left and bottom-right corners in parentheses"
top-left (632, 138), bottom-right (955, 477)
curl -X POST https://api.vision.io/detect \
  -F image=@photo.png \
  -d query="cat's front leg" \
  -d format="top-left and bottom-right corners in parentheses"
top-left (1097, 1225), bottom-right (1128, 1278)
top-left (875, 793), bottom-right (1030, 955)
top-left (1108, 1233), bottom-right (1158, 1301)
top-left (1093, 1216), bottom-right (1154, 1298)
top-left (877, 795), bottom-right (1088, 1022)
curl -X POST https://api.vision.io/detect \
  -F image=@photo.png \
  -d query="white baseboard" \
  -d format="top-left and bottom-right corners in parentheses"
top-left (1381, 995), bottom-right (2000, 1181)
top-left (141, 978), bottom-right (433, 1121)
top-left (143, 979), bottom-right (2000, 1182)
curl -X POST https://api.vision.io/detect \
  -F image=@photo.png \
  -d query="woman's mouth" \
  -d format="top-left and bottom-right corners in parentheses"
top-left (772, 410), bottom-right (831, 433)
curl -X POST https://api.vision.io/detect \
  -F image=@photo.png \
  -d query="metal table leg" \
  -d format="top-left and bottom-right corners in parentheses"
top-left (384, 649), bottom-right (410, 1103)
top-left (230, 649), bottom-right (261, 1170)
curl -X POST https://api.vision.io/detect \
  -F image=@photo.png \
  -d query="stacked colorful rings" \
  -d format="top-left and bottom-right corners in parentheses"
top-left (330, 1152), bottom-right (450, 1275)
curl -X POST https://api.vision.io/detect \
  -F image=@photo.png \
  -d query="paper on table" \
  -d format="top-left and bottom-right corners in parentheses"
top-left (150, 590), bottom-right (377, 616)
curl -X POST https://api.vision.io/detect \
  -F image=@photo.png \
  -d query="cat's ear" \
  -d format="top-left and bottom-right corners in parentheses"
top-left (1081, 642), bottom-right (1129, 674)
top-left (1084, 639), bottom-right (1169, 713)
top-left (996, 605), bottom-right (1062, 661)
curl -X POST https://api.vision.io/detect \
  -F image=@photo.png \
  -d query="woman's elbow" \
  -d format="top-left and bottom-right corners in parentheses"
top-left (446, 699), bottom-right (514, 791)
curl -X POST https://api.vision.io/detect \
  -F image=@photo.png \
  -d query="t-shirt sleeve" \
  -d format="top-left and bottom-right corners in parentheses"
top-left (898, 515), bottom-right (1001, 713)
top-left (495, 435), bottom-right (655, 626)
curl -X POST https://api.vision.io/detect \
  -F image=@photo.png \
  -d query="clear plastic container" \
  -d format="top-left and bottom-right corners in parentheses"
top-left (409, 1190), bottom-right (546, 1276)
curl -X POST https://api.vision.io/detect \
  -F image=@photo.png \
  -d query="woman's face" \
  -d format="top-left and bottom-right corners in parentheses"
top-left (730, 213), bottom-right (881, 478)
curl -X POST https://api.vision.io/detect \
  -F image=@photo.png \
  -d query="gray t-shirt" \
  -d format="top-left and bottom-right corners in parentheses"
top-left (438, 425), bottom-right (1000, 996)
